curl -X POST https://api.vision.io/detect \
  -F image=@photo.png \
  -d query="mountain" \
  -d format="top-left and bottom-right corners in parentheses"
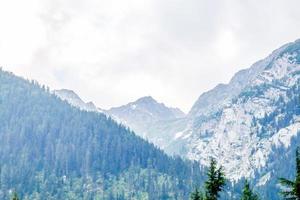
top-left (188, 40), bottom-right (293, 118)
top-left (106, 96), bottom-right (185, 146)
top-left (33, 38), bottom-right (300, 199)
top-left (53, 89), bottom-right (102, 112)
top-left (166, 39), bottom-right (300, 196)
top-left (0, 69), bottom-right (203, 200)
top-left (54, 92), bottom-right (186, 149)
top-left (107, 96), bottom-right (185, 133)
top-left (53, 39), bottom-right (300, 191)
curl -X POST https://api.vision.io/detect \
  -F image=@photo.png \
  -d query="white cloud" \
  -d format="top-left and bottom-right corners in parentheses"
top-left (214, 29), bottom-right (239, 61)
top-left (0, 0), bottom-right (300, 112)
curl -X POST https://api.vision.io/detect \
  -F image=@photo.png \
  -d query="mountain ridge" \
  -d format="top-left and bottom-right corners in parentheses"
top-left (189, 40), bottom-right (293, 118)
top-left (53, 39), bottom-right (300, 189)
top-left (168, 39), bottom-right (300, 184)
top-left (0, 69), bottom-right (203, 199)
top-left (53, 89), bottom-right (101, 112)
top-left (54, 89), bottom-right (186, 148)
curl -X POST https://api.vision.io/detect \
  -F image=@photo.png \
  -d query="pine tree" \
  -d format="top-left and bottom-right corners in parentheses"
top-left (241, 180), bottom-right (259, 200)
top-left (12, 192), bottom-right (19, 200)
top-left (279, 147), bottom-right (300, 200)
top-left (205, 158), bottom-right (226, 200)
top-left (190, 188), bottom-right (203, 200)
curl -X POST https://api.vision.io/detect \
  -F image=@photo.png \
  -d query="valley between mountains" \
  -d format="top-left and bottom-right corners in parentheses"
top-left (1, 39), bottom-right (300, 199)
top-left (56, 39), bottom-right (300, 191)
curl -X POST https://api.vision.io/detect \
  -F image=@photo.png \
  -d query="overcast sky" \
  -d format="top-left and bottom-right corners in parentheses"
top-left (0, 0), bottom-right (300, 112)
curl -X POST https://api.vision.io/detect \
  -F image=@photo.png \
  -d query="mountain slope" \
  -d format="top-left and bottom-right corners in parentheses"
top-left (54, 91), bottom-right (186, 149)
top-left (169, 39), bottom-right (300, 184)
top-left (189, 41), bottom-right (292, 118)
top-left (107, 96), bottom-right (185, 132)
top-left (0, 69), bottom-right (202, 200)
top-left (106, 96), bottom-right (185, 146)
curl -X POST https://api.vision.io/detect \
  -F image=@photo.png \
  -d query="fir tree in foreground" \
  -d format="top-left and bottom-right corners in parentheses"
top-left (279, 147), bottom-right (300, 200)
top-left (241, 180), bottom-right (259, 200)
top-left (190, 158), bottom-right (226, 200)
top-left (205, 158), bottom-right (226, 200)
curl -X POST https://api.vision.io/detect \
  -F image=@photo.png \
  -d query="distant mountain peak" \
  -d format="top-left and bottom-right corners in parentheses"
top-left (109, 96), bottom-right (185, 119)
top-left (136, 96), bottom-right (156, 103)
top-left (54, 89), bottom-right (81, 100)
top-left (107, 96), bottom-right (185, 144)
top-left (53, 89), bottom-right (99, 112)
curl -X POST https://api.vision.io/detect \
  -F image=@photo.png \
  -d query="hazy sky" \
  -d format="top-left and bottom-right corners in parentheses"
top-left (0, 0), bottom-right (300, 112)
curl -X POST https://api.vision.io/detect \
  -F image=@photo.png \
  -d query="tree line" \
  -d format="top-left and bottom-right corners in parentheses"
top-left (190, 147), bottom-right (300, 200)
top-left (10, 147), bottom-right (300, 200)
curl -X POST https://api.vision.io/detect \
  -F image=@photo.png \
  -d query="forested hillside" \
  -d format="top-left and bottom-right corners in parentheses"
top-left (0, 69), bottom-right (204, 200)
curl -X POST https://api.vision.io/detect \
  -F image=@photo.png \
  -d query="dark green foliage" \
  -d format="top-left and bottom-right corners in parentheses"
top-left (204, 158), bottom-right (226, 200)
top-left (190, 188), bottom-right (203, 200)
top-left (279, 147), bottom-right (300, 200)
top-left (0, 69), bottom-right (203, 199)
top-left (241, 180), bottom-right (259, 200)
top-left (190, 159), bottom-right (226, 200)
top-left (11, 192), bottom-right (19, 200)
